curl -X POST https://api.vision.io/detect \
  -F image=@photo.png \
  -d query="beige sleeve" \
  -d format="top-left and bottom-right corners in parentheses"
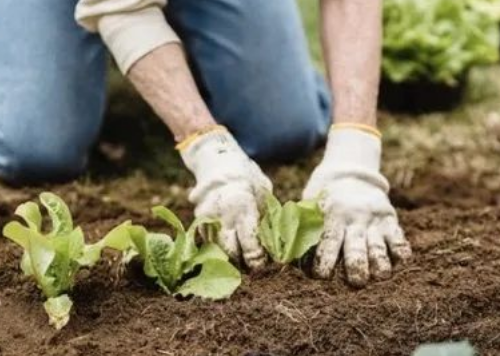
top-left (76, 0), bottom-right (181, 74)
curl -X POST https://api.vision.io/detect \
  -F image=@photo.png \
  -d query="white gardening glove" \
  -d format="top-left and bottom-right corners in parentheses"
top-left (180, 127), bottom-right (272, 269)
top-left (303, 126), bottom-right (412, 287)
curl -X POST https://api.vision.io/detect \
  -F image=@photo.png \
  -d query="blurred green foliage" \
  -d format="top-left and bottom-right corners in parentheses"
top-left (383, 0), bottom-right (500, 85)
top-left (297, 0), bottom-right (322, 68)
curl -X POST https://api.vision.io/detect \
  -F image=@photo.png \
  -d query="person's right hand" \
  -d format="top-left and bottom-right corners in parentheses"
top-left (180, 126), bottom-right (272, 269)
top-left (302, 127), bottom-right (412, 286)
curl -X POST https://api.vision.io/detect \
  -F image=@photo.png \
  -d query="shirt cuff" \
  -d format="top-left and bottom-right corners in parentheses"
top-left (97, 6), bottom-right (181, 74)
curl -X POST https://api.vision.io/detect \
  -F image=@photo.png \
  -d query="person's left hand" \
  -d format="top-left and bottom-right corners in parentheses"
top-left (303, 126), bottom-right (412, 287)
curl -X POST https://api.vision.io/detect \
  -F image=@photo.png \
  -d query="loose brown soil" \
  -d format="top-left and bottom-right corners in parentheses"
top-left (1, 178), bottom-right (500, 356)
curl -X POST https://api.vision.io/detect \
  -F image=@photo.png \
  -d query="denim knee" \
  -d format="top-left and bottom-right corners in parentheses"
top-left (0, 139), bottom-right (88, 185)
top-left (237, 96), bottom-right (331, 163)
top-left (234, 72), bottom-right (332, 163)
top-left (0, 0), bottom-right (106, 185)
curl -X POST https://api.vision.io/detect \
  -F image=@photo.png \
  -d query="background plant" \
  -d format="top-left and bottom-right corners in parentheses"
top-left (469, 0), bottom-right (500, 21)
top-left (383, 0), bottom-right (499, 86)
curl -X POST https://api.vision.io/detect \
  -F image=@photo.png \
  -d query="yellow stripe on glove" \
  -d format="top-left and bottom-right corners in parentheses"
top-left (331, 123), bottom-right (382, 139)
top-left (175, 124), bottom-right (228, 151)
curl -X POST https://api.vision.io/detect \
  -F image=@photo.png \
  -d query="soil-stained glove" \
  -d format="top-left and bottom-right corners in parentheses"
top-left (180, 126), bottom-right (272, 269)
top-left (303, 126), bottom-right (412, 287)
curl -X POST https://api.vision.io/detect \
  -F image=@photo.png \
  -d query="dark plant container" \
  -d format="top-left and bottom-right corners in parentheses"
top-left (378, 76), bottom-right (467, 114)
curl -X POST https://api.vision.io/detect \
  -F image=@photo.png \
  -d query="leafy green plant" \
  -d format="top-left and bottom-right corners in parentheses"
top-left (383, 0), bottom-right (500, 85)
top-left (258, 194), bottom-right (324, 264)
top-left (103, 206), bottom-right (241, 300)
top-left (2, 193), bottom-right (107, 329)
top-left (413, 341), bottom-right (475, 356)
top-left (469, 0), bottom-right (500, 21)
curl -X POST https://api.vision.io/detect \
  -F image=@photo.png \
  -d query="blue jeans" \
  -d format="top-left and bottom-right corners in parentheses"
top-left (0, 0), bottom-right (331, 184)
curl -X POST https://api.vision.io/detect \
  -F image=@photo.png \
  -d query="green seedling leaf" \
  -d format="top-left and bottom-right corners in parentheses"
top-left (40, 192), bottom-right (73, 236)
top-left (280, 202), bottom-right (302, 262)
top-left (66, 227), bottom-right (85, 259)
top-left (152, 206), bottom-right (185, 234)
top-left (151, 206), bottom-right (198, 285)
top-left (168, 230), bottom-right (195, 282)
top-left (258, 194), bottom-right (324, 264)
top-left (43, 295), bottom-right (73, 330)
top-left (101, 221), bottom-right (134, 251)
top-left (15, 202), bottom-right (42, 231)
top-left (131, 229), bottom-right (163, 275)
top-left (78, 242), bottom-right (105, 267)
top-left (283, 200), bottom-right (324, 263)
top-left (20, 252), bottom-right (34, 276)
top-left (413, 341), bottom-right (475, 356)
top-left (3, 221), bottom-right (31, 249)
top-left (148, 234), bottom-right (177, 292)
top-left (176, 259), bottom-right (241, 300)
top-left (259, 194), bottom-right (283, 260)
top-left (2, 192), bottom-right (107, 329)
top-left (100, 221), bottom-right (143, 264)
top-left (27, 230), bottom-right (56, 295)
top-left (130, 227), bottom-right (156, 258)
top-left (112, 207), bottom-right (241, 299)
top-left (184, 242), bottom-right (228, 273)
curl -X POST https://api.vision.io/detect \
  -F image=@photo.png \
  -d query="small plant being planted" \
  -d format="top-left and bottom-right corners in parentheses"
top-left (104, 206), bottom-right (241, 300)
top-left (258, 194), bottom-right (324, 264)
top-left (2, 193), bottom-right (108, 329)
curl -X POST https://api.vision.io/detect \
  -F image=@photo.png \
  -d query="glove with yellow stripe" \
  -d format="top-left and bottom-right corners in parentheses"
top-left (303, 124), bottom-right (412, 287)
top-left (178, 125), bottom-right (272, 270)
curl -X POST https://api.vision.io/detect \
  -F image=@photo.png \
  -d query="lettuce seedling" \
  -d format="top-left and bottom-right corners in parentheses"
top-left (2, 193), bottom-right (106, 329)
top-left (258, 194), bottom-right (324, 264)
top-left (103, 206), bottom-right (241, 300)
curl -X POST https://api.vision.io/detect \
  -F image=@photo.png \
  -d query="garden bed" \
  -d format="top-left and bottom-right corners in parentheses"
top-left (1, 178), bottom-right (500, 356)
top-left (2, 61), bottom-right (500, 356)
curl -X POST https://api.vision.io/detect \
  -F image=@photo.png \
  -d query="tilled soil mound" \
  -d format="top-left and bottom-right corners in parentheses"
top-left (1, 190), bottom-right (500, 356)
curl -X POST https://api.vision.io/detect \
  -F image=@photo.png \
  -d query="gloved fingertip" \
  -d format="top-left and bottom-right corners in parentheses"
top-left (243, 248), bottom-right (268, 270)
top-left (374, 270), bottom-right (392, 281)
top-left (247, 257), bottom-right (267, 271)
top-left (372, 264), bottom-right (392, 281)
top-left (369, 255), bottom-right (392, 281)
top-left (218, 235), bottom-right (241, 264)
top-left (346, 262), bottom-right (370, 288)
top-left (348, 274), bottom-right (369, 288)
top-left (312, 230), bottom-right (343, 280)
top-left (393, 244), bottom-right (413, 264)
top-left (312, 258), bottom-right (334, 280)
top-left (312, 267), bottom-right (332, 280)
